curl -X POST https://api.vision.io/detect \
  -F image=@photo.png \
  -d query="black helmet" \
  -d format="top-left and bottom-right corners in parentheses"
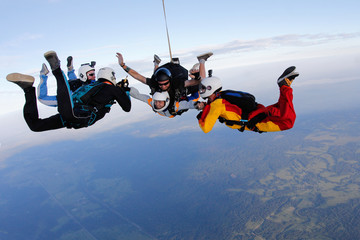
top-left (154, 68), bottom-right (171, 82)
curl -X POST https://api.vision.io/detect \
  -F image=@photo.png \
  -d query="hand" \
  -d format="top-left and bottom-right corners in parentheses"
top-left (116, 52), bottom-right (124, 66)
top-left (195, 101), bottom-right (205, 110)
top-left (117, 78), bottom-right (129, 89)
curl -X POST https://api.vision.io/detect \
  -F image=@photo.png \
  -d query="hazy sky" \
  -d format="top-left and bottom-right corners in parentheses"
top-left (1, 0), bottom-right (360, 159)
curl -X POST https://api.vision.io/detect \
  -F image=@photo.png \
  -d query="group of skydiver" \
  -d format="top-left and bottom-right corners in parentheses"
top-left (6, 50), bottom-right (299, 133)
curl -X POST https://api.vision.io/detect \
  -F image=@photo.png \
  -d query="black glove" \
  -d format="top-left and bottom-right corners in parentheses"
top-left (117, 78), bottom-right (130, 92)
top-left (196, 111), bottom-right (203, 120)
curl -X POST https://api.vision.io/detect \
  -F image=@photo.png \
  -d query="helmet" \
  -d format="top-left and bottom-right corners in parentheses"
top-left (154, 68), bottom-right (171, 82)
top-left (151, 91), bottom-right (170, 112)
top-left (199, 76), bottom-right (222, 99)
top-left (78, 64), bottom-right (95, 82)
top-left (97, 67), bottom-right (116, 85)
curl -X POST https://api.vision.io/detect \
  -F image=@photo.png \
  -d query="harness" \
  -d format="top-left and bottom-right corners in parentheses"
top-left (218, 112), bottom-right (267, 133)
top-left (216, 90), bottom-right (267, 133)
top-left (63, 82), bottom-right (114, 128)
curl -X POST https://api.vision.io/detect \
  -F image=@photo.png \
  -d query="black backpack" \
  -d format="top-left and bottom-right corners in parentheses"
top-left (220, 90), bottom-right (257, 119)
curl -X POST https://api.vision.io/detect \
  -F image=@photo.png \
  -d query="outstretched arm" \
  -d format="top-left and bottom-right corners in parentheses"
top-left (129, 87), bottom-right (151, 103)
top-left (116, 53), bottom-right (147, 84)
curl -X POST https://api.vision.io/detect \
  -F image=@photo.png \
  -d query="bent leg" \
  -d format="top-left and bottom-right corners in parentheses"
top-left (23, 87), bottom-right (64, 132)
top-left (265, 86), bottom-right (296, 130)
top-left (37, 74), bottom-right (58, 107)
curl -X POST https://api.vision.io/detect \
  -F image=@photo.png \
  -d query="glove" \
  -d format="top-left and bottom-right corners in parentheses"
top-left (196, 111), bottom-right (203, 120)
top-left (117, 77), bottom-right (130, 92)
top-left (194, 101), bottom-right (205, 110)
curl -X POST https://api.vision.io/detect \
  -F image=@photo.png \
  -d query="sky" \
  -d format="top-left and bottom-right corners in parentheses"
top-left (0, 0), bottom-right (360, 159)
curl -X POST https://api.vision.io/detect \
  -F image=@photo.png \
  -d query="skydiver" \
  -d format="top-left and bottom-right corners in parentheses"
top-left (129, 86), bottom-right (201, 118)
top-left (37, 57), bottom-right (96, 107)
top-left (196, 66), bottom-right (299, 133)
top-left (6, 51), bottom-right (131, 132)
top-left (116, 52), bottom-right (212, 108)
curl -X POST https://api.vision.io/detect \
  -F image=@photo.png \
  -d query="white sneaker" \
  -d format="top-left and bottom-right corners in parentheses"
top-left (153, 54), bottom-right (161, 65)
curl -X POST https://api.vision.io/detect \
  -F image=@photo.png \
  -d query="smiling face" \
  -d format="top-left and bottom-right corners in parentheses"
top-left (86, 70), bottom-right (96, 81)
top-left (154, 100), bottom-right (166, 109)
top-left (158, 80), bottom-right (170, 91)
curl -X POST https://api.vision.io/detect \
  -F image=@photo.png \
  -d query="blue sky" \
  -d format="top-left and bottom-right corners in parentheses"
top-left (0, 0), bottom-right (360, 159)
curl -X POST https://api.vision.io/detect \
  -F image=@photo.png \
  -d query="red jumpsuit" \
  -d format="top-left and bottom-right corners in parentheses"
top-left (198, 86), bottom-right (296, 133)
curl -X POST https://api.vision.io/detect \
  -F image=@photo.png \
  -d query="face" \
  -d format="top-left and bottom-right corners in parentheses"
top-left (86, 70), bottom-right (96, 81)
top-left (207, 93), bottom-right (216, 104)
top-left (154, 100), bottom-right (166, 109)
top-left (158, 80), bottom-right (170, 91)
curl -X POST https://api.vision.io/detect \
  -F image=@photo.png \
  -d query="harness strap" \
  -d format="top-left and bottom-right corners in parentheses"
top-left (218, 112), bottom-right (268, 133)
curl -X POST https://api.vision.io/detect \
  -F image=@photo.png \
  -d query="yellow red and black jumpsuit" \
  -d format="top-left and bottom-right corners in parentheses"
top-left (198, 85), bottom-right (296, 133)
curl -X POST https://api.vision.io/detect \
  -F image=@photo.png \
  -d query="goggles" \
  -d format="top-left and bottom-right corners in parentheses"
top-left (88, 73), bottom-right (95, 77)
top-left (199, 84), bottom-right (212, 94)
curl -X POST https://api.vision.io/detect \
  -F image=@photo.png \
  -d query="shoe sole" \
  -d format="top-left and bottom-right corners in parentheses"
top-left (44, 50), bottom-right (57, 58)
top-left (6, 73), bottom-right (35, 83)
top-left (154, 55), bottom-right (161, 63)
top-left (277, 66), bottom-right (299, 83)
top-left (197, 52), bottom-right (213, 60)
top-left (67, 56), bottom-right (73, 67)
top-left (190, 63), bottom-right (200, 72)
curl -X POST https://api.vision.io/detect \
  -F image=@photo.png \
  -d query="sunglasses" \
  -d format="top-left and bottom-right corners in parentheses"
top-left (88, 73), bottom-right (95, 76)
top-left (158, 81), bottom-right (170, 86)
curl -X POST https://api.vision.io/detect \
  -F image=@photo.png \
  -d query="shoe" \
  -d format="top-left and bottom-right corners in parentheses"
top-left (44, 51), bottom-right (61, 71)
top-left (153, 54), bottom-right (161, 65)
top-left (6, 73), bottom-right (35, 90)
top-left (190, 63), bottom-right (200, 72)
top-left (67, 56), bottom-right (73, 71)
top-left (197, 52), bottom-right (213, 62)
top-left (277, 66), bottom-right (299, 87)
top-left (90, 61), bottom-right (96, 68)
top-left (40, 63), bottom-right (49, 76)
top-left (172, 57), bottom-right (180, 64)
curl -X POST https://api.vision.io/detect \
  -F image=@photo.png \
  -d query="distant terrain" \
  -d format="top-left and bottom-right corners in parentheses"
top-left (0, 109), bottom-right (359, 240)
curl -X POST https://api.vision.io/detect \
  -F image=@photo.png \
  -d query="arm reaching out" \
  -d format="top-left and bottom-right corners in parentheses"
top-left (116, 52), bottom-right (147, 84)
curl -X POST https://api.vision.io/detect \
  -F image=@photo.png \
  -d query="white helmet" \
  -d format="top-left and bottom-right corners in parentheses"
top-left (199, 76), bottom-right (222, 99)
top-left (78, 64), bottom-right (95, 82)
top-left (97, 67), bottom-right (116, 85)
top-left (151, 91), bottom-right (170, 112)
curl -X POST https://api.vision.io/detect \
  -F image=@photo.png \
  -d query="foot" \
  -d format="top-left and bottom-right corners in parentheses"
top-left (197, 52), bottom-right (213, 62)
top-left (277, 66), bottom-right (299, 87)
top-left (153, 54), bottom-right (161, 65)
top-left (6, 73), bottom-right (35, 90)
top-left (190, 63), bottom-right (200, 73)
top-left (40, 63), bottom-right (49, 76)
top-left (67, 56), bottom-right (73, 71)
top-left (44, 51), bottom-right (61, 71)
top-left (172, 57), bottom-right (180, 64)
